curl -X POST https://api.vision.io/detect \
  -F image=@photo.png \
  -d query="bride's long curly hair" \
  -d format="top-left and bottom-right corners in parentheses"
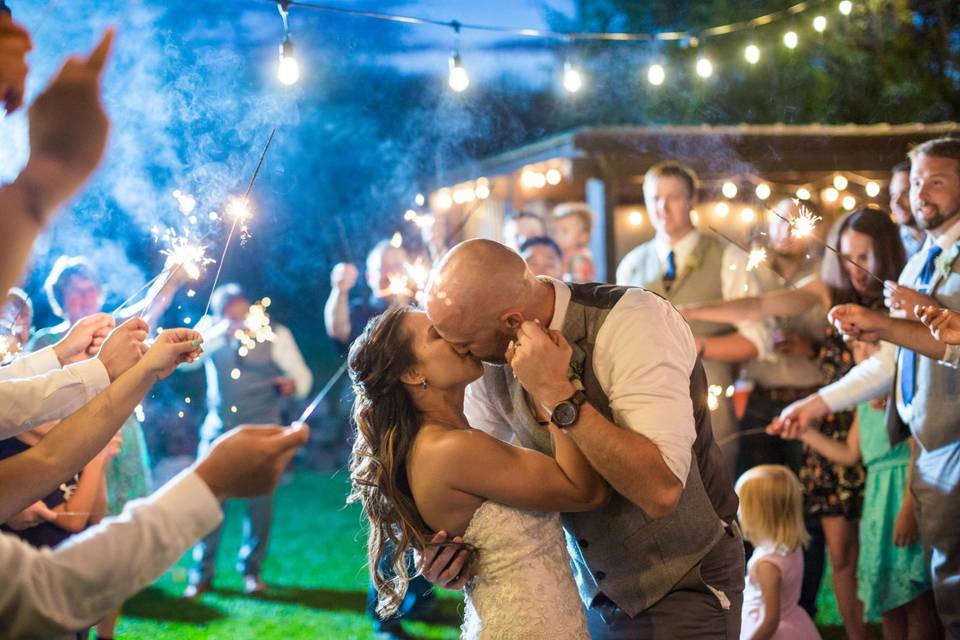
top-left (346, 305), bottom-right (433, 617)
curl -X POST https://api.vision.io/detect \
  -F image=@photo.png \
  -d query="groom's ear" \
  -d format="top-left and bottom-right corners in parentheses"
top-left (502, 311), bottom-right (524, 333)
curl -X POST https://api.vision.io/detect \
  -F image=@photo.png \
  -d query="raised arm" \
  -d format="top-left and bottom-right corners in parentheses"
top-left (682, 279), bottom-right (827, 325)
top-left (830, 304), bottom-right (948, 360)
top-left (324, 263), bottom-right (358, 343)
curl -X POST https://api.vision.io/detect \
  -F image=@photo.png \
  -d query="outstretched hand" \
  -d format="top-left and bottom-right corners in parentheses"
top-left (916, 304), bottom-right (960, 345)
top-left (828, 304), bottom-right (888, 343)
top-left (139, 328), bottom-right (203, 379)
top-left (52, 312), bottom-right (115, 365)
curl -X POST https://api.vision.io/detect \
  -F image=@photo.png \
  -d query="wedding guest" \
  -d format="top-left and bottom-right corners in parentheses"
top-left (822, 138), bottom-right (960, 636)
top-left (185, 283), bottom-right (312, 597)
top-left (1, 288), bottom-right (33, 362)
top-left (891, 160), bottom-right (925, 260)
top-left (617, 161), bottom-right (771, 475)
top-left (502, 210), bottom-right (547, 252)
top-left (519, 236), bottom-right (565, 280)
top-left (552, 203), bottom-right (596, 283)
top-left (917, 304), bottom-right (960, 356)
top-left (736, 465), bottom-right (820, 640)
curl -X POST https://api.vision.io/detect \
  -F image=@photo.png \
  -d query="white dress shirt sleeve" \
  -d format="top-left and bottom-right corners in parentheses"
top-left (720, 245), bottom-right (776, 361)
top-left (0, 469), bottom-right (222, 639)
top-left (464, 374), bottom-right (516, 444)
top-left (0, 347), bottom-right (62, 381)
top-left (0, 358), bottom-right (112, 439)
top-left (593, 289), bottom-right (698, 485)
top-left (270, 325), bottom-right (313, 398)
top-left (817, 341), bottom-right (897, 412)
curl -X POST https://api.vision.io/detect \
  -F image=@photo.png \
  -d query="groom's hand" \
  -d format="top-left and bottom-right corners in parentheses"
top-left (508, 321), bottom-right (576, 410)
top-left (418, 531), bottom-right (473, 590)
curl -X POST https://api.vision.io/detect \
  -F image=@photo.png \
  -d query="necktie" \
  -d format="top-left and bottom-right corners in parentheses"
top-left (901, 245), bottom-right (943, 405)
top-left (664, 250), bottom-right (677, 291)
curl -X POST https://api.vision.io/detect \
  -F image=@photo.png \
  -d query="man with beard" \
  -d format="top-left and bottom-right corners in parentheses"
top-left (891, 160), bottom-right (925, 259)
top-left (782, 138), bottom-right (960, 636)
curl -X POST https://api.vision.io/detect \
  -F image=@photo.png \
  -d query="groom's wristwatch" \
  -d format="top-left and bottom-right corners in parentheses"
top-left (551, 390), bottom-right (587, 429)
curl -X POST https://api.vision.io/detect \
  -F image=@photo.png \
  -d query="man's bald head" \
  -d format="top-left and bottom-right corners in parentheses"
top-left (425, 239), bottom-right (536, 362)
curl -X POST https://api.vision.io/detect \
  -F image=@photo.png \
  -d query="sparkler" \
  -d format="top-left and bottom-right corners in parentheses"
top-left (746, 246), bottom-right (768, 272)
top-left (297, 361), bottom-right (350, 424)
top-left (198, 128), bottom-right (277, 326)
top-left (788, 201), bottom-right (822, 239)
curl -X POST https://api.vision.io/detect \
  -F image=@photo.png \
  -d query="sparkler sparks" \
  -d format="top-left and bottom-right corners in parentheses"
top-left (788, 201), bottom-right (822, 239)
top-left (234, 299), bottom-right (277, 354)
top-left (746, 246), bottom-right (768, 272)
top-left (159, 230), bottom-right (214, 280)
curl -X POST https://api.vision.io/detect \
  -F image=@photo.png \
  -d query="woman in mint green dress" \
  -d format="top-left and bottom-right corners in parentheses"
top-left (794, 401), bottom-right (939, 637)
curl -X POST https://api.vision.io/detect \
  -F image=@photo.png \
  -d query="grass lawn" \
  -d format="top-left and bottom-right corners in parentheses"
top-left (115, 471), bottom-right (862, 639)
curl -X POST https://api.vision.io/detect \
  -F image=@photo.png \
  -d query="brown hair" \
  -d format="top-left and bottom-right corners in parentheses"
top-left (643, 161), bottom-right (699, 199)
top-left (820, 207), bottom-right (906, 306)
top-left (346, 305), bottom-right (432, 617)
top-left (552, 202), bottom-right (594, 235)
top-left (736, 465), bottom-right (810, 552)
top-left (909, 137), bottom-right (960, 174)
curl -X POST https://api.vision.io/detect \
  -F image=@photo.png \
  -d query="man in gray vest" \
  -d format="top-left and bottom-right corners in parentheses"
top-left (616, 162), bottom-right (770, 475)
top-left (421, 239), bottom-right (744, 638)
top-left (184, 283), bottom-right (313, 598)
top-left (814, 138), bottom-right (960, 637)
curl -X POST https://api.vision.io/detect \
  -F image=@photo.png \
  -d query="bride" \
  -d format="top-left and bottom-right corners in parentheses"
top-left (347, 306), bottom-right (608, 639)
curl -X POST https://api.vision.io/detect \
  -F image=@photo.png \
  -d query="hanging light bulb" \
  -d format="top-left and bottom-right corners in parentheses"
top-left (823, 187), bottom-right (840, 203)
top-left (696, 56), bottom-right (713, 79)
top-left (647, 63), bottom-right (666, 86)
top-left (755, 183), bottom-right (772, 200)
top-left (839, 1), bottom-right (853, 16)
top-left (722, 181), bottom-right (738, 199)
top-left (833, 174), bottom-right (849, 190)
top-left (842, 195), bottom-right (857, 211)
top-left (563, 61), bottom-right (583, 93)
top-left (813, 15), bottom-right (828, 32)
top-left (796, 187), bottom-right (812, 200)
top-left (865, 181), bottom-right (881, 198)
top-left (276, 1), bottom-right (300, 86)
top-left (714, 202), bottom-right (730, 218)
top-left (628, 210), bottom-right (644, 227)
top-left (783, 31), bottom-right (798, 49)
top-left (448, 52), bottom-right (469, 92)
top-left (744, 44), bottom-right (760, 65)
top-left (740, 207), bottom-right (757, 224)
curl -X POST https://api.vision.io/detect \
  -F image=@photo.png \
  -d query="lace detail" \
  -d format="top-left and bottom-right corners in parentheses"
top-left (460, 502), bottom-right (589, 640)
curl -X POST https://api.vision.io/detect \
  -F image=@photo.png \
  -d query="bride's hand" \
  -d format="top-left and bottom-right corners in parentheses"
top-left (508, 321), bottom-right (576, 411)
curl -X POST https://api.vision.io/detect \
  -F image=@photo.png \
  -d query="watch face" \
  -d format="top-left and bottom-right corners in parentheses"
top-left (554, 401), bottom-right (577, 427)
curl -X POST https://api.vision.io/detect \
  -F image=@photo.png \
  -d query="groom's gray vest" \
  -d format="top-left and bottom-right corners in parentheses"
top-left (480, 283), bottom-right (738, 616)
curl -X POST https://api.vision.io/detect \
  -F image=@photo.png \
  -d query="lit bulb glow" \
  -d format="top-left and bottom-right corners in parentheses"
top-left (714, 202), bottom-right (730, 217)
top-left (647, 63), bottom-right (665, 86)
top-left (839, 0), bottom-right (853, 16)
top-left (833, 175), bottom-right (849, 190)
top-left (415, 193), bottom-right (425, 207)
top-left (545, 168), bottom-right (562, 185)
top-left (475, 183), bottom-right (491, 199)
top-left (783, 31), bottom-right (798, 49)
top-left (435, 190), bottom-right (453, 210)
top-left (842, 195), bottom-right (857, 211)
top-left (744, 44), bottom-right (760, 65)
top-left (813, 15), bottom-right (827, 32)
top-left (562, 62), bottom-right (583, 93)
top-left (628, 210), bottom-right (643, 226)
top-left (796, 187), bottom-right (812, 200)
top-left (722, 181), bottom-right (739, 199)
top-left (755, 183), bottom-right (772, 200)
top-left (278, 38), bottom-right (300, 86)
top-left (865, 181), bottom-right (880, 198)
top-left (448, 54), bottom-right (469, 92)
top-left (696, 57), bottom-right (713, 79)
top-left (740, 207), bottom-right (756, 223)
top-left (390, 231), bottom-right (403, 248)
top-left (823, 187), bottom-right (840, 203)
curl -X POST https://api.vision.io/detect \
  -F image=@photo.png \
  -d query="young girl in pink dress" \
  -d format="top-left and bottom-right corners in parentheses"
top-left (737, 465), bottom-right (821, 640)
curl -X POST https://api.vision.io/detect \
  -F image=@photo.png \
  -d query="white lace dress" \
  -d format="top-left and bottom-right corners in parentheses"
top-left (459, 501), bottom-right (589, 639)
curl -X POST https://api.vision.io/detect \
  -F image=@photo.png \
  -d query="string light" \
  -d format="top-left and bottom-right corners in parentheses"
top-left (744, 44), bottom-right (760, 65)
top-left (833, 174), bottom-right (849, 190)
top-left (435, 190), bottom-right (453, 210)
top-left (755, 183), bottom-right (771, 200)
top-left (695, 56), bottom-right (713, 79)
top-left (722, 181), bottom-right (738, 198)
top-left (414, 193), bottom-right (425, 207)
top-left (562, 61), bottom-right (583, 93)
top-left (628, 210), bottom-right (644, 226)
top-left (475, 177), bottom-right (491, 199)
top-left (447, 22), bottom-right (469, 92)
top-left (823, 187), bottom-right (840, 202)
top-left (813, 15), bottom-right (827, 33)
top-left (783, 31), bottom-right (798, 49)
top-left (796, 187), bottom-right (812, 200)
top-left (740, 207), bottom-right (756, 223)
top-left (865, 181), bottom-right (881, 198)
top-left (714, 202), bottom-right (730, 218)
top-left (276, 1), bottom-right (300, 86)
top-left (545, 169), bottom-right (562, 185)
top-left (839, 1), bottom-right (853, 16)
top-left (842, 195), bottom-right (857, 210)
top-left (647, 63), bottom-right (665, 86)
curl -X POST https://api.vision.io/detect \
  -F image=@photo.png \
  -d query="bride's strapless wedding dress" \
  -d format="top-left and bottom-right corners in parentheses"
top-left (459, 501), bottom-right (589, 639)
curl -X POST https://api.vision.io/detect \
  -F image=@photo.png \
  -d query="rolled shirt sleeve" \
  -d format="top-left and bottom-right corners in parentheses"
top-left (0, 347), bottom-right (62, 382)
top-left (0, 357), bottom-right (112, 439)
top-left (270, 325), bottom-right (313, 399)
top-left (0, 469), bottom-right (222, 639)
top-left (817, 341), bottom-right (896, 413)
top-left (720, 244), bottom-right (776, 362)
top-left (593, 289), bottom-right (698, 485)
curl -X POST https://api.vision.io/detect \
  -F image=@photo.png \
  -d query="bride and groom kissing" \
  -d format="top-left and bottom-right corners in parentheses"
top-left (348, 239), bottom-right (745, 639)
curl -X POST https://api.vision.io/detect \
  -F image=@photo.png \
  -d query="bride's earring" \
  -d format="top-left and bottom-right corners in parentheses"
top-left (421, 379), bottom-right (428, 390)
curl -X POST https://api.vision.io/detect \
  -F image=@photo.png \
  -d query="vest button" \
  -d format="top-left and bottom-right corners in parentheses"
top-left (595, 570), bottom-right (606, 581)
top-left (578, 538), bottom-right (589, 549)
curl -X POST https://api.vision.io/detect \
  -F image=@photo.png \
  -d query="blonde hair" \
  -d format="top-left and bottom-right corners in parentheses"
top-left (552, 203), bottom-right (594, 235)
top-left (736, 465), bottom-right (810, 552)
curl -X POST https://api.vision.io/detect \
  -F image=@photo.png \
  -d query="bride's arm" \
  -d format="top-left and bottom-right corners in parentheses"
top-left (434, 427), bottom-right (609, 513)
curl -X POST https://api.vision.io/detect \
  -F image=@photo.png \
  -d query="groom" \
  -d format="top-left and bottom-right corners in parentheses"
top-left (421, 239), bottom-right (744, 638)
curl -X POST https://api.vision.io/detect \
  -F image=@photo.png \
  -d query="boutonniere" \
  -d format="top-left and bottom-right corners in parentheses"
top-left (685, 255), bottom-right (700, 272)
top-left (935, 243), bottom-right (960, 281)
top-left (567, 357), bottom-right (584, 384)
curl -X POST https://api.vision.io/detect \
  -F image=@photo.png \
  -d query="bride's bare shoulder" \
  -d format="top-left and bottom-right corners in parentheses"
top-left (411, 424), bottom-right (500, 469)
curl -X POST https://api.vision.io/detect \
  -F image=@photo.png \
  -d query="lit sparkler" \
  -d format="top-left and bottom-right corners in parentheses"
top-left (234, 298), bottom-right (277, 354)
top-left (746, 246), bottom-right (768, 272)
top-left (788, 201), bottom-right (822, 239)
top-left (159, 230), bottom-right (214, 280)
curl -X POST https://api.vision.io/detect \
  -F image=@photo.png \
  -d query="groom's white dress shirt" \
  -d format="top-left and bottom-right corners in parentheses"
top-left (466, 277), bottom-right (698, 485)
top-left (0, 347), bottom-right (111, 439)
top-left (0, 468), bottom-right (222, 639)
